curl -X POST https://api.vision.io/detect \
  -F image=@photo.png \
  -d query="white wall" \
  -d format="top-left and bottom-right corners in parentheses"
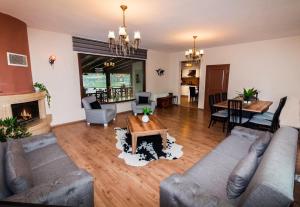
top-left (146, 50), bottom-right (171, 94)
top-left (169, 36), bottom-right (300, 112)
top-left (28, 28), bottom-right (171, 125)
top-left (169, 35), bottom-right (300, 127)
top-left (28, 28), bottom-right (85, 126)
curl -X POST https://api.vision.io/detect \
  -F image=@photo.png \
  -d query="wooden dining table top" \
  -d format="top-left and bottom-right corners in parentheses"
top-left (214, 100), bottom-right (273, 113)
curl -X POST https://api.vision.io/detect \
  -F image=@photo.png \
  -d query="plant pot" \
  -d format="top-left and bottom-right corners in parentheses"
top-left (34, 87), bottom-right (40, 92)
top-left (142, 114), bottom-right (150, 123)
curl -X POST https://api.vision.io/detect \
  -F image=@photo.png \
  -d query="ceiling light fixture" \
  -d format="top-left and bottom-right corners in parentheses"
top-left (107, 4), bottom-right (141, 56)
top-left (104, 61), bottom-right (115, 67)
top-left (185, 36), bottom-right (204, 63)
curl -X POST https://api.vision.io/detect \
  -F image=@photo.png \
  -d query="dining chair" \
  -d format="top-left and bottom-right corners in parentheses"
top-left (227, 99), bottom-right (249, 133)
top-left (189, 87), bottom-right (197, 102)
top-left (221, 92), bottom-right (228, 101)
top-left (247, 97), bottom-right (287, 132)
top-left (252, 96), bottom-right (287, 121)
top-left (214, 93), bottom-right (222, 103)
top-left (208, 94), bottom-right (228, 132)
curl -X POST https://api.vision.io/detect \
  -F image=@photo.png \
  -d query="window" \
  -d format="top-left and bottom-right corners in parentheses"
top-left (78, 53), bottom-right (145, 103)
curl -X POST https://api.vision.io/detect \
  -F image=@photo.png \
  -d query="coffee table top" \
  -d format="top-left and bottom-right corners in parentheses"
top-left (127, 115), bottom-right (167, 134)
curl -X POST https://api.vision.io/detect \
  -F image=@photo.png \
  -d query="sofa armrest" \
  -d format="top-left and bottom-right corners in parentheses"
top-left (160, 174), bottom-right (233, 207)
top-left (20, 133), bottom-right (57, 153)
top-left (5, 169), bottom-right (94, 207)
top-left (101, 103), bottom-right (116, 111)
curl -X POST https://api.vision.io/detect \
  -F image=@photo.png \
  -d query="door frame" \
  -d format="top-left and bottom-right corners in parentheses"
top-left (204, 64), bottom-right (230, 110)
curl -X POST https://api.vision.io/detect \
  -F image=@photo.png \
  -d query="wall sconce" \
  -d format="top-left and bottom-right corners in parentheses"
top-left (49, 55), bottom-right (56, 66)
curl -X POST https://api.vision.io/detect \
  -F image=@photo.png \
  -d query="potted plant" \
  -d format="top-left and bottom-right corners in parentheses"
top-left (238, 88), bottom-right (259, 103)
top-left (33, 82), bottom-right (51, 107)
top-left (142, 107), bottom-right (152, 123)
top-left (0, 117), bottom-right (31, 142)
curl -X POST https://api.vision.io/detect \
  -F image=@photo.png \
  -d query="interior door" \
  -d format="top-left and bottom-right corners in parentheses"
top-left (204, 64), bottom-right (230, 110)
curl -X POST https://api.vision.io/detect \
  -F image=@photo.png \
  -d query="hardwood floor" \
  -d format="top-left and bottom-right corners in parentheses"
top-left (180, 95), bottom-right (199, 108)
top-left (53, 106), bottom-right (300, 207)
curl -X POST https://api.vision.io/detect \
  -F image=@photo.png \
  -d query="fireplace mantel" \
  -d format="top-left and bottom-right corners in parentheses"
top-left (0, 92), bottom-right (52, 135)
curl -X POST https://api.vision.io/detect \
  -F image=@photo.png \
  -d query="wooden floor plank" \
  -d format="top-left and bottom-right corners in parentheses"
top-left (53, 106), bottom-right (300, 207)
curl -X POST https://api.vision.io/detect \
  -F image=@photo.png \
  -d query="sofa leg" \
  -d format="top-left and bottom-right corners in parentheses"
top-left (104, 123), bottom-right (108, 127)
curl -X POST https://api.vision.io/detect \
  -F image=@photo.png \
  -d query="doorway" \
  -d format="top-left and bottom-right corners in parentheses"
top-left (204, 64), bottom-right (230, 110)
top-left (180, 61), bottom-right (200, 108)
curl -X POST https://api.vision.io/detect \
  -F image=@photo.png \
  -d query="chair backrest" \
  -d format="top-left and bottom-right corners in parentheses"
top-left (209, 94), bottom-right (217, 113)
top-left (214, 93), bottom-right (221, 103)
top-left (270, 96), bottom-right (288, 131)
top-left (189, 87), bottom-right (196, 97)
top-left (82, 95), bottom-right (97, 110)
top-left (221, 92), bottom-right (227, 101)
top-left (228, 99), bottom-right (243, 124)
top-left (135, 92), bottom-right (151, 103)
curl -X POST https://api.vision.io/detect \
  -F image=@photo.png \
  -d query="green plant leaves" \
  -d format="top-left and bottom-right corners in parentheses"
top-left (33, 82), bottom-right (51, 107)
top-left (0, 117), bottom-right (31, 142)
top-left (142, 107), bottom-right (152, 115)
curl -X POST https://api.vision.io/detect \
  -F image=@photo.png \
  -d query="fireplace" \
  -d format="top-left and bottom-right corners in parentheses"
top-left (11, 101), bottom-right (40, 124)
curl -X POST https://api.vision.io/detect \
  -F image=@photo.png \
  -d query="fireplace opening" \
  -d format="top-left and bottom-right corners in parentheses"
top-left (11, 101), bottom-right (39, 124)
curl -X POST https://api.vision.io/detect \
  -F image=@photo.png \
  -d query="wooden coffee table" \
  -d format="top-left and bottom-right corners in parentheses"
top-left (127, 115), bottom-right (168, 154)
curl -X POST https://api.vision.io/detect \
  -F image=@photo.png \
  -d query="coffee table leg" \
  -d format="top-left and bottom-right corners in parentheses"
top-left (161, 131), bottom-right (167, 150)
top-left (132, 134), bottom-right (137, 154)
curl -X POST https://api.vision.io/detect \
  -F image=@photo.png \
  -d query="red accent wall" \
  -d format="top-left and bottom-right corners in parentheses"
top-left (0, 13), bottom-right (33, 95)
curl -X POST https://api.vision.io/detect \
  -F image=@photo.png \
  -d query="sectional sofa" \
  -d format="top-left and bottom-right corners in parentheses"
top-left (160, 126), bottom-right (299, 207)
top-left (0, 133), bottom-right (94, 206)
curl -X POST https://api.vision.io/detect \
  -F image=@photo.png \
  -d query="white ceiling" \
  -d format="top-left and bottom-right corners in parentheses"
top-left (1, 0), bottom-right (300, 51)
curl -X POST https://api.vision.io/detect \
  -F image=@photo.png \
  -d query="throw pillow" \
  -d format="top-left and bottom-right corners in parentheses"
top-left (138, 96), bottom-right (149, 104)
top-left (226, 150), bottom-right (258, 199)
top-left (90, 101), bottom-right (101, 109)
top-left (249, 132), bottom-right (272, 157)
top-left (5, 140), bottom-right (33, 194)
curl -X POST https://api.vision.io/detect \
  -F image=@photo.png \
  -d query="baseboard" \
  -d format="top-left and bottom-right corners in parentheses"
top-left (52, 110), bottom-right (133, 128)
top-left (52, 119), bottom-right (85, 128)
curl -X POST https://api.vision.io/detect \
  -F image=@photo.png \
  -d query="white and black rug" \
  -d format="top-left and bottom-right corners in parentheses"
top-left (115, 128), bottom-right (183, 167)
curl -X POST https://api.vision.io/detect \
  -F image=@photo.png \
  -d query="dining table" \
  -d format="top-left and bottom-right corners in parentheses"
top-left (214, 99), bottom-right (273, 114)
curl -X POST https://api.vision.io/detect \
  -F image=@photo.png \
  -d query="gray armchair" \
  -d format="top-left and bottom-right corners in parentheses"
top-left (131, 92), bottom-right (156, 115)
top-left (82, 95), bottom-right (117, 127)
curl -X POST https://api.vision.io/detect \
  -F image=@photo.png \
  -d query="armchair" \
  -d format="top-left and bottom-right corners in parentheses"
top-left (82, 95), bottom-right (117, 127)
top-left (131, 92), bottom-right (156, 115)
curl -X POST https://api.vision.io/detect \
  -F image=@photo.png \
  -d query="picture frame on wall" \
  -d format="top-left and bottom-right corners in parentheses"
top-left (7, 52), bottom-right (28, 67)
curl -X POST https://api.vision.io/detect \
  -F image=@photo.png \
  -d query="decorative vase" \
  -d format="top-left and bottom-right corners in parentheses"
top-left (142, 114), bottom-right (149, 123)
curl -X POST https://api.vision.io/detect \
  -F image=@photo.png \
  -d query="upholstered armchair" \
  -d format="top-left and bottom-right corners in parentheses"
top-left (131, 92), bottom-right (156, 115)
top-left (82, 95), bottom-right (117, 127)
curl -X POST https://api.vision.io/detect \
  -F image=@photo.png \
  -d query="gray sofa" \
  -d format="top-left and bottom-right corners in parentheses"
top-left (82, 95), bottom-right (117, 127)
top-left (160, 126), bottom-right (299, 207)
top-left (131, 92), bottom-right (156, 115)
top-left (0, 133), bottom-right (94, 206)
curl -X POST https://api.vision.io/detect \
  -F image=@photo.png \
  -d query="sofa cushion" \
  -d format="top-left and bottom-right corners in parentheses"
top-left (136, 104), bottom-right (151, 109)
top-left (90, 101), bottom-right (101, 109)
top-left (213, 134), bottom-right (255, 160)
top-left (249, 132), bottom-right (271, 157)
top-left (32, 156), bottom-right (78, 185)
top-left (185, 150), bottom-right (241, 204)
top-left (240, 127), bottom-right (298, 207)
top-left (0, 143), bottom-right (11, 199)
top-left (21, 132), bottom-right (57, 153)
top-left (138, 96), bottom-right (149, 104)
top-left (26, 143), bottom-right (67, 170)
top-left (227, 150), bottom-right (258, 199)
top-left (231, 126), bottom-right (264, 142)
top-left (5, 141), bottom-right (33, 194)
